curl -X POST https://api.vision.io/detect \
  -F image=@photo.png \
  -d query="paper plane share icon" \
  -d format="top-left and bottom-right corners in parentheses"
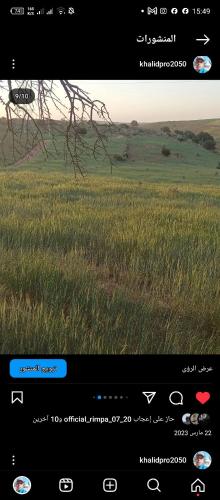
top-left (142, 392), bottom-right (156, 404)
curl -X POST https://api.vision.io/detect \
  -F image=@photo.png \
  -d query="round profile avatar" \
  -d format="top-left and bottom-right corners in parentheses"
top-left (182, 413), bottom-right (191, 425)
top-left (199, 413), bottom-right (210, 425)
top-left (13, 477), bottom-right (31, 495)
top-left (191, 413), bottom-right (199, 425)
top-left (193, 56), bottom-right (212, 74)
top-left (193, 451), bottom-right (212, 470)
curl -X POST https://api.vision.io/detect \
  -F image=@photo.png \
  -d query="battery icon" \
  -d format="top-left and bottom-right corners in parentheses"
top-left (10, 7), bottom-right (25, 15)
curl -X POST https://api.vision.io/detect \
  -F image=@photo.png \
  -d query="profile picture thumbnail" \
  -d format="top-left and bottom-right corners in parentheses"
top-left (193, 451), bottom-right (212, 470)
top-left (198, 413), bottom-right (210, 424)
top-left (182, 413), bottom-right (191, 425)
top-left (193, 56), bottom-right (212, 74)
top-left (13, 476), bottom-right (31, 495)
top-left (182, 413), bottom-right (210, 426)
top-left (190, 413), bottom-right (199, 425)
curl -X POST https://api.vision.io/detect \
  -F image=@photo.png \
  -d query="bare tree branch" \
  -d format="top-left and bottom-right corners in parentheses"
top-left (0, 80), bottom-right (113, 175)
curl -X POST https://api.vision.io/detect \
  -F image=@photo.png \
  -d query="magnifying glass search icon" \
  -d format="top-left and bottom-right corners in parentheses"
top-left (147, 478), bottom-right (161, 492)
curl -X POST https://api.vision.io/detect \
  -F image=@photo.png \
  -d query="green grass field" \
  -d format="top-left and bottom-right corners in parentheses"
top-left (0, 119), bottom-right (220, 354)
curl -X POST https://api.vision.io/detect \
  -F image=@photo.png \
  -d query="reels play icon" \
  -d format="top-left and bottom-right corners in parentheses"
top-left (59, 478), bottom-right (73, 492)
top-left (196, 392), bottom-right (210, 404)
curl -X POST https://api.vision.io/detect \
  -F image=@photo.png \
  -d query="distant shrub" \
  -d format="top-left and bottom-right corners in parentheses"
top-left (184, 130), bottom-right (197, 141)
top-left (161, 126), bottom-right (171, 136)
top-left (177, 136), bottom-right (185, 142)
top-left (196, 132), bottom-right (216, 150)
top-left (131, 120), bottom-right (138, 126)
top-left (216, 162), bottom-right (220, 169)
top-left (161, 146), bottom-right (171, 157)
top-left (77, 127), bottom-right (87, 135)
top-left (145, 128), bottom-right (155, 135)
top-left (174, 129), bottom-right (216, 149)
top-left (174, 129), bottom-right (184, 135)
top-left (113, 154), bottom-right (126, 161)
top-left (191, 136), bottom-right (199, 143)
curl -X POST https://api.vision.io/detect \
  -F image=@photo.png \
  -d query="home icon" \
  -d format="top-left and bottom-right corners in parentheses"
top-left (191, 478), bottom-right (206, 493)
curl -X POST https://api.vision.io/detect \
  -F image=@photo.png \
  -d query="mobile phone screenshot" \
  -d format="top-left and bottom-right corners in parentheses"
top-left (0, 2), bottom-right (219, 498)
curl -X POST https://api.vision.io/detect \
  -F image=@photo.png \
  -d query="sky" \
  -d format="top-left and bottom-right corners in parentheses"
top-left (0, 80), bottom-right (219, 123)
top-left (72, 80), bottom-right (220, 122)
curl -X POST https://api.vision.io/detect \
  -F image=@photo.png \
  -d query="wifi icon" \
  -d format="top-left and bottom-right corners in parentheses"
top-left (57, 7), bottom-right (66, 15)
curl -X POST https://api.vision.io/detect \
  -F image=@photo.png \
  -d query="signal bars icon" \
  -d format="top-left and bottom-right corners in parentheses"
top-left (36, 8), bottom-right (45, 15)
top-left (34, 7), bottom-right (54, 15)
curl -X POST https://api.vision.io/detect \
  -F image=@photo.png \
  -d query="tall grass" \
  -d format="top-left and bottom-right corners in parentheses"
top-left (0, 171), bottom-right (219, 353)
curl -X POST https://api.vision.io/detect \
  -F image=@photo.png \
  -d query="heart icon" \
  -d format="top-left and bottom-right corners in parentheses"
top-left (196, 392), bottom-right (210, 404)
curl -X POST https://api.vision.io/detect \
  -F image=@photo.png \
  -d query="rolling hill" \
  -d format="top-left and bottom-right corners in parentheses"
top-left (1, 118), bottom-right (220, 186)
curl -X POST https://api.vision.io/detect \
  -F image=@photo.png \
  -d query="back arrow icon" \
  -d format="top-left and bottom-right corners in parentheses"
top-left (196, 34), bottom-right (210, 45)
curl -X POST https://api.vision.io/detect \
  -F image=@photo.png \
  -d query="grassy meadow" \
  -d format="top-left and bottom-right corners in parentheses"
top-left (0, 119), bottom-right (220, 354)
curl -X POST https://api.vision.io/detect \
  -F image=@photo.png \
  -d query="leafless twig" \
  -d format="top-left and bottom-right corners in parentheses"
top-left (0, 80), bottom-right (113, 175)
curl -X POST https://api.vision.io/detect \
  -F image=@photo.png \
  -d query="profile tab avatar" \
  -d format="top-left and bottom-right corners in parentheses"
top-left (193, 451), bottom-right (212, 470)
top-left (13, 477), bottom-right (31, 495)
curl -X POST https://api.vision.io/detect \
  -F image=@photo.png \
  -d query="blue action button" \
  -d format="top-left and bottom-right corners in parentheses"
top-left (10, 359), bottom-right (67, 378)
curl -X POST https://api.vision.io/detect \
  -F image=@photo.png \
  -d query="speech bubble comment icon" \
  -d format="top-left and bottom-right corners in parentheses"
top-left (169, 391), bottom-right (183, 405)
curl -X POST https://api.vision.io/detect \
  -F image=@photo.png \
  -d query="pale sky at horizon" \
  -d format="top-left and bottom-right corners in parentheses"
top-left (0, 80), bottom-right (219, 123)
